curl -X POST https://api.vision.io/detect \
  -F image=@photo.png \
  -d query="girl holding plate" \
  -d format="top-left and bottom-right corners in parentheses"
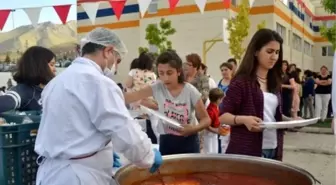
top-left (124, 50), bottom-right (211, 155)
top-left (219, 29), bottom-right (294, 160)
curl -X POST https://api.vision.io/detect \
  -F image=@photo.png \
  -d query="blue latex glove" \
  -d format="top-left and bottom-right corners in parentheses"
top-left (149, 148), bottom-right (163, 173)
top-left (113, 152), bottom-right (122, 168)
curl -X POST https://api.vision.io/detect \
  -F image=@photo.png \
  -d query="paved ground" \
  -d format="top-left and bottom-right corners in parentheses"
top-left (283, 132), bottom-right (336, 185)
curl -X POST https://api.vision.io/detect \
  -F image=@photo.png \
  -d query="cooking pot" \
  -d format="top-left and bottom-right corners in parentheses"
top-left (115, 154), bottom-right (320, 185)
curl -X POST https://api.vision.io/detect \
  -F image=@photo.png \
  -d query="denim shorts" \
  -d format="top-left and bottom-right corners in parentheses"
top-left (262, 149), bottom-right (276, 159)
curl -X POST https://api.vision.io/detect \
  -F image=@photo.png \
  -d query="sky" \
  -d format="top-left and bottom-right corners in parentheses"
top-left (0, 0), bottom-right (77, 32)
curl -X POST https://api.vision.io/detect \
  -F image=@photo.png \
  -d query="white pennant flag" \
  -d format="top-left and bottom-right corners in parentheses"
top-left (138, 0), bottom-right (152, 18)
top-left (24, 7), bottom-right (42, 27)
top-left (223, 18), bottom-right (229, 44)
top-left (194, 0), bottom-right (207, 14)
top-left (249, 0), bottom-right (255, 7)
top-left (81, 2), bottom-right (100, 25)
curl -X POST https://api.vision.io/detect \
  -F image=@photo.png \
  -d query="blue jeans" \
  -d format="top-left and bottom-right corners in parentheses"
top-left (262, 149), bottom-right (276, 159)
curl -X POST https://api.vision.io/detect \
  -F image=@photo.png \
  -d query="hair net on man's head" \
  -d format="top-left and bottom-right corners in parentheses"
top-left (80, 27), bottom-right (128, 59)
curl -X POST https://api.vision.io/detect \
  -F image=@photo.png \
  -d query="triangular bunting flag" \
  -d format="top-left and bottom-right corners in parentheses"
top-left (223, 18), bottom-right (229, 44)
top-left (138, 0), bottom-right (152, 18)
top-left (194, 0), bottom-right (207, 14)
top-left (0, 10), bottom-right (11, 31)
top-left (168, 0), bottom-right (179, 12)
top-left (81, 2), bottom-right (100, 25)
top-left (53, 5), bottom-right (71, 24)
top-left (24, 7), bottom-right (42, 27)
top-left (223, 0), bottom-right (230, 8)
top-left (249, 0), bottom-right (255, 7)
top-left (109, 0), bottom-right (127, 20)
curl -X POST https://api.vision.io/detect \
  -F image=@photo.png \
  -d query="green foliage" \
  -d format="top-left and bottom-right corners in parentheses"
top-left (257, 20), bottom-right (266, 30)
top-left (321, 0), bottom-right (336, 14)
top-left (227, 0), bottom-right (250, 61)
top-left (138, 18), bottom-right (176, 55)
top-left (4, 53), bottom-right (11, 64)
top-left (320, 0), bottom-right (336, 50)
top-left (320, 24), bottom-right (336, 50)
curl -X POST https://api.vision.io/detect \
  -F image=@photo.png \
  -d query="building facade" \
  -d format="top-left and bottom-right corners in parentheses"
top-left (77, 0), bottom-right (335, 82)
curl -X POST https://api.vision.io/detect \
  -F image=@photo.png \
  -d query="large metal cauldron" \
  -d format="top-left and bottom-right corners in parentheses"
top-left (115, 154), bottom-right (319, 185)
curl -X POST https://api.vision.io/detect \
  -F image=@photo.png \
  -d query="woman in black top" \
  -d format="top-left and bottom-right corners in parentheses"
top-left (281, 60), bottom-right (295, 117)
top-left (0, 46), bottom-right (56, 113)
top-left (314, 66), bottom-right (332, 122)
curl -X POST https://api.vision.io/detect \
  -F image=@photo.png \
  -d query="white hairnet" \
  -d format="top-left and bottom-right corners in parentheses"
top-left (80, 27), bottom-right (128, 59)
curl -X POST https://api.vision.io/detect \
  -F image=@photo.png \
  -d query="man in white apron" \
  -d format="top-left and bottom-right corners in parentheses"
top-left (35, 28), bottom-right (162, 185)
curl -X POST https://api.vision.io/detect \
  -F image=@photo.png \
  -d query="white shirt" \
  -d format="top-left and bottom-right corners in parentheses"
top-left (262, 92), bottom-right (279, 149)
top-left (35, 57), bottom-right (154, 168)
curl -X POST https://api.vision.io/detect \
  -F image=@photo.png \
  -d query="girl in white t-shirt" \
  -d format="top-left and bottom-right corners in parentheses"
top-left (124, 50), bottom-right (211, 155)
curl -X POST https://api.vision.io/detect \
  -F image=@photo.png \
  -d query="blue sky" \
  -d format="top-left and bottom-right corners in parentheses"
top-left (1, 0), bottom-right (77, 32)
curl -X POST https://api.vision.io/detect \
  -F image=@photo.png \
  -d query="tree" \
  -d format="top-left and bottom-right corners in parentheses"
top-left (320, 0), bottom-right (336, 49)
top-left (257, 20), bottom-right (266, 30)
top-left (4, 53), bottom-right (11, 64)
top-left (227, 0), bottom-right (250, 61)
top-left (322, 0), bottom-right (336, 14)
top-left (139, 18), bottom-right (176, 55)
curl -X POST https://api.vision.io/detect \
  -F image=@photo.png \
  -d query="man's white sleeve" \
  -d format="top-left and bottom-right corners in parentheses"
top-left (88, 80), bottom-right (154, 168)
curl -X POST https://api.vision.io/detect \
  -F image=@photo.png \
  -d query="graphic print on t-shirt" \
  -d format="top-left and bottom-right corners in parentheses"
top-left (163, 99), bottom-right (190, 135)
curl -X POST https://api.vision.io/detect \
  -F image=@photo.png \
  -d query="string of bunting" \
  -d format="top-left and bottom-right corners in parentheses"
top-left (0, 4), bottom-right (74, 31)
top-left (77, 0), bottom-right (234, 24)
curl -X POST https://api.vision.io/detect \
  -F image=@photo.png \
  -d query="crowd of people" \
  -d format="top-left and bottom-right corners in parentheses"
top-left (281, 61), bottom-right (332, 121)
top-left (0, 27), bottom-right (333, 185)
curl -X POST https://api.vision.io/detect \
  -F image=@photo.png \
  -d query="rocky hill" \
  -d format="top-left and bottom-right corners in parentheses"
top-left (0, 21), bottom-right (77, 60)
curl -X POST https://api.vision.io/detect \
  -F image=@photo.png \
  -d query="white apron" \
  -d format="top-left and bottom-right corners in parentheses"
top-left (36, 142), bottom-right (116, 185)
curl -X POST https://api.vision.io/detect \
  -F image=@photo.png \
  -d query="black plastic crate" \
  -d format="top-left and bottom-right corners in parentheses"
top-left (0, 116), bottom-right (39, 185)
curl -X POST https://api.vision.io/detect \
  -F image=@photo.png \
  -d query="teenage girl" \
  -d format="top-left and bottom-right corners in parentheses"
top-left (124, 50), bottom-right (210, 155)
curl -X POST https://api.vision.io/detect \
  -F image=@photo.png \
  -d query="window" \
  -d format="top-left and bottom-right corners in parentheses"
top-left (304, 41), bottom-right (311, 56)
top-left (276, 23), bottom-right (286, 43)
top-left (148, 0), bottom-right (159, 14)
top-left (292, 33), bottom-right (302, 51)
top-left (231, 0), bottom-right (237, 6)
top-left (322, 46), bottom-right (334, 56)
top-left (322, 20), bottom-right (335, 28)
top-left (304, 12), bottom-right (311, 27)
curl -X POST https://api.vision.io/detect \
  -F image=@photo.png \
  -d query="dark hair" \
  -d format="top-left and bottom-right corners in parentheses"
top-left (81, 42), bottom-right (105, 56)
top-left (288, 64), bottom-right (296, 72)
top-left (209, 88), bottom-right (225, 102)
top-left (13, 46), bottom-right (55, 86)
top-left (138, 52), bottom-right (154, 71)
top-left (220, 62), bottom-right (233, 70)
top-left (186, 53), bottom-right (202, 70)
top-left (304, 70), bottom-right (313, 77)
top-left (290, 70), bottom-right (300, 83)
top-left (235, 29), bottom-right (283, 93)
top-left (156, 50), bottom-right (184, 83)
top-left (200, 63), bottom-right (207, 70)
top-left (0, 86), bottom-right (5, 92)
top-left (227, 58), bottom-right (237, 65)
top-left (282, 60), bottom-right (289, 66)
top-left (130, 58), bottom-right (139, 70)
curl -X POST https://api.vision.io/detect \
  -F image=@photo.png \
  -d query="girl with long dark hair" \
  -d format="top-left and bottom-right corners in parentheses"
top-left (219, 29), bottom-right (288, 160)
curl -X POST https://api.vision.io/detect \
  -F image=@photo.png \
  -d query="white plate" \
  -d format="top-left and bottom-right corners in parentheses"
top-left (139, 105), bottom-right (183, 129)
top-left (260, 117), bottom-right (320, 129)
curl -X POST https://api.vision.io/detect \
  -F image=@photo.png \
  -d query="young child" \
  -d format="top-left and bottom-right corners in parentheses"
top-left (203, 88), bottom-right (224, 154)
top-left (124, 50), bottom-right (211, 155)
